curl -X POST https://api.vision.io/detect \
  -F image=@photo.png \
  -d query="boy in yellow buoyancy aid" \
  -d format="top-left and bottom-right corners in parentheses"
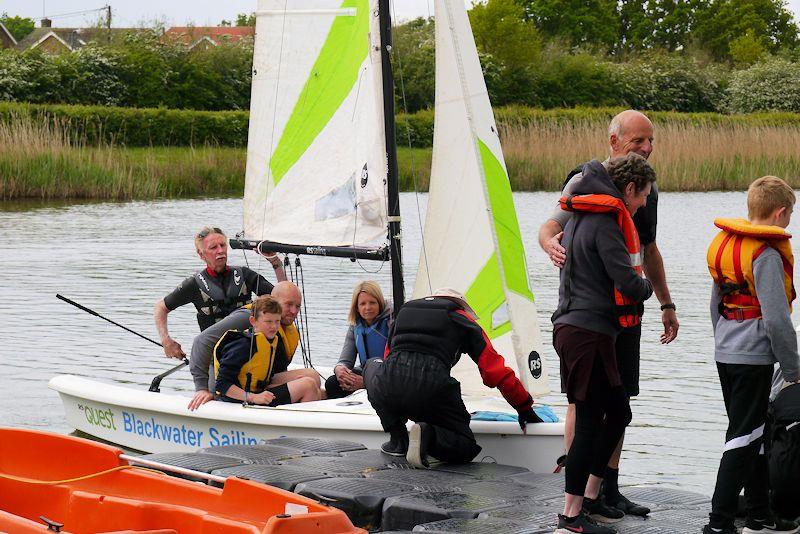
top-left (703, 176), bottom-right (800, 534)
top-left (213, 295), bottom-right (322, 406)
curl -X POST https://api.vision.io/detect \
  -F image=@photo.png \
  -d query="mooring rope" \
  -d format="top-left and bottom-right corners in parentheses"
top-left (0, 465), bottom-right (165, 485)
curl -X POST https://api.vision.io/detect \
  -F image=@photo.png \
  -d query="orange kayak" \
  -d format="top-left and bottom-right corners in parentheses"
top-left (0, 428), bottom-right (364, 534)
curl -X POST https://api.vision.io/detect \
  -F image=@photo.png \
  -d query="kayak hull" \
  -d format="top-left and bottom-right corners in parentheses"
top-left (0, 427), bottom-right (363, 534)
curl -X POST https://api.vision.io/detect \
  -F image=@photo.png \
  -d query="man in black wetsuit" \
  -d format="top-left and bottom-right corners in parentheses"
top-left (364, 288), bottom-right (543, 468)
top-left (154, 226), bottom-right (286, 359)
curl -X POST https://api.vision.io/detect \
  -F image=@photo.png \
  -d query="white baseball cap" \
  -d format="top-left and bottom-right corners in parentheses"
top-left (430, 287), bottom-right (478, 320)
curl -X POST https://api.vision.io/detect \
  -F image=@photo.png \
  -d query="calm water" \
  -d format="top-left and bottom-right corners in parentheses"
top-left (3, 192), bottom-right (796, 493)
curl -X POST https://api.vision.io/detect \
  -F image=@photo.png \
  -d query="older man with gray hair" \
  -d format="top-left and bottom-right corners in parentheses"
top-left (538, 110), bottom-right (679, 520)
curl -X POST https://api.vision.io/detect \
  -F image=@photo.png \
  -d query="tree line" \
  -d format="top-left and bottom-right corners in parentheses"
top-left (1, 0), bottom-right (800, 113)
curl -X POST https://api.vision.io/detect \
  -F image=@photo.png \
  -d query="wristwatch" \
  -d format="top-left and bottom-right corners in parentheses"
top-left (660, 303), bottom-right (676, 311)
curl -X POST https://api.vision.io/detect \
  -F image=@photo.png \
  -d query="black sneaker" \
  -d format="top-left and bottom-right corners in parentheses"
top-left (555, 511), bottom-right (617, 534)
top-left (743, 516), bottom-right (800, 533)
top-left (407, 422), bottom-right (432, 468)
top-left (583, 496), bottom-right (624, 523)
top-left (605, 491), bottom-right (650, 517)
top-left (703, 525), bottom-right (737, 534)
top-left (380, 428), bottom-right (409, 457)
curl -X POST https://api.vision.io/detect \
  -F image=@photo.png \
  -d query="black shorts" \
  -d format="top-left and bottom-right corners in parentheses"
top-left (218, 382), bottom-right (292, 406)
top-left (615, 325), bottom-right (641, 397)
top-left (554, 324), bottom-right (621, 404)
top-left (557, 324), bottom-right (641, 398)
top-left (266, 383), bottom-right (292, 407)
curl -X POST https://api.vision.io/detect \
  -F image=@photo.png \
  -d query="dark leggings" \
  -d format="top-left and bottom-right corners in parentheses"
top-left (565, 362), bottom-right (632, 496)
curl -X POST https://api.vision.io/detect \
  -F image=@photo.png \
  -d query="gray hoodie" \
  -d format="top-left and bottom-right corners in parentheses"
top-left (552, 160), bottom-right (654, 338)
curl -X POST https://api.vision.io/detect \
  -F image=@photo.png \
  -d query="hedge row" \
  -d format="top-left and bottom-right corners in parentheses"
top-left (5, 101), bottom-right (800, 149)
top-left (0, 102), bottom-right (249, 147)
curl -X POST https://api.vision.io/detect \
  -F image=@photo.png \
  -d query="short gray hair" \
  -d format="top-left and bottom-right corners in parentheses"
top-left (607, 153), bottom-right (656, 193)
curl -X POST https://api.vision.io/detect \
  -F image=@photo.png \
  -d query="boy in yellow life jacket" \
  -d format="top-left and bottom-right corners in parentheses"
top-left (214, 295), bottom-right (322, 406)
top-left (704, 176), bottom-right (800, 534)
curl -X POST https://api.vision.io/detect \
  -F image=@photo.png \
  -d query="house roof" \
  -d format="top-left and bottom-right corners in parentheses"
top-left (0, 22), bottom-right (18, 46)
top-left (14, 27), bottom-right (147, 51)
top-left (163, 26), bottom-right (254, 46)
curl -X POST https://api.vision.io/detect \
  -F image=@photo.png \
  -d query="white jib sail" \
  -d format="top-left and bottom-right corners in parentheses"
top-left (244, 0), bottom-right (388, 247)
top-left (413, 0), bottom-right (549, 397)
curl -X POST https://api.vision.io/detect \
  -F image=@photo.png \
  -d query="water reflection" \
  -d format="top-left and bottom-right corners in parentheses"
top-left (2, 191), bottom-right (796, 493)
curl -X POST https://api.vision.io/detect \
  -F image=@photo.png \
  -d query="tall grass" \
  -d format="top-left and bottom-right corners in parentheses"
top-left (501, 118), bottom-right (800, 191)
top-left (0, 115), bottom-right (244, 200)
top-left (4, 112), bottom-right (800, 200)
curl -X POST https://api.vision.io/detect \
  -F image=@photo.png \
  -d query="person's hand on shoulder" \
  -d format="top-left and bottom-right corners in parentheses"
top-left (187, 390), bottom-right (213, 411)
top-left (163, 337), bottom-right (186, 359)
top-left (545, 232), bottom-right (566, 268)
top-left (518, 407), bottom-right (544, 434)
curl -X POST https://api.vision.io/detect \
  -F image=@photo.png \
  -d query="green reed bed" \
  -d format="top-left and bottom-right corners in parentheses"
top-left (4, 110), bottom-right (800, 200)
top-left (0, 116), bottom-right (245, 200)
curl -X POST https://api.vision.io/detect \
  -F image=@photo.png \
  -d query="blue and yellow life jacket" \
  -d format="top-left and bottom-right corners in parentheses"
top-left (213, 329), bottom-right (279, 393)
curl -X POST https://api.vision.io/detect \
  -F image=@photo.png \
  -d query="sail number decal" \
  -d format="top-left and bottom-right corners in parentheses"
top-left (527, 351), bottom-right (542, 379)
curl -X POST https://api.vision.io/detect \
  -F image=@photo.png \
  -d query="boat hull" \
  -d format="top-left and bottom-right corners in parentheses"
top-left (49, 375), bottom-right (564, 473)
top-left (0, 427), bottom-right (363, 533)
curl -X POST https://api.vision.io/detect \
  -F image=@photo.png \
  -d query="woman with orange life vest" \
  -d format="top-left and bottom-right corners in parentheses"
top-left (551, 153), bottom-right (655, 534)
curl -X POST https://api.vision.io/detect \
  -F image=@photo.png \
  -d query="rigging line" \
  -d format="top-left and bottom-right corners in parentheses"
top-left (390, 0), bottom-right (432, 294)
top-left (259, 0), bottom-right (289, 237)
top-left (235, 232), bottom-right (260, 375)
top-left (351, 200), bottom-right (388, 274)
top-left (295, 257), bottom-right (316, 371)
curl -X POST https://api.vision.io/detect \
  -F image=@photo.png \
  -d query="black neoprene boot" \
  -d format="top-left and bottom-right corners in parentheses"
top-left (380, 427), bottom-right (409, 456)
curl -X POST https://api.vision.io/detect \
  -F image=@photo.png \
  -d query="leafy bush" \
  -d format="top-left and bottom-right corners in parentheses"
top-left (615, 54), bottom-right (728, 112)
top-left (55, 46), bottom-right (126, 106)
top-left (725, 58), bottom-right (800, 113)
top-left (0, 32), bottom-right (254, 111)
top-left (529, 51), bottom-right (622, 108)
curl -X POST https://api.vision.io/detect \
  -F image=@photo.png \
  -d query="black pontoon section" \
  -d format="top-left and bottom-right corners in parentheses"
top-left (135, 437), bottom-right (713, 533)
top-left (229, 238), bottom-right (389, 262)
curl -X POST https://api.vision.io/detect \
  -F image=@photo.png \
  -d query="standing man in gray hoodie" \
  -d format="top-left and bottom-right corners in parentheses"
top-left (538, 110), bottom-right (678, 516)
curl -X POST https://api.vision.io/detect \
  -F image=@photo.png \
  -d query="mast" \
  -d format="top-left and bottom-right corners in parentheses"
top-left (378, 0), bottom-right (405, 314)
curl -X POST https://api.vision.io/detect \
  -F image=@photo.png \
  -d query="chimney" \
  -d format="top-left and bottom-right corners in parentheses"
top-left (41, 18), bottom-right (52, 28)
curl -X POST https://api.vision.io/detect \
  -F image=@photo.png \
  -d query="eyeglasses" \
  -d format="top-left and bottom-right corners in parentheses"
top-left (196, 226), bottom-right (223, 239)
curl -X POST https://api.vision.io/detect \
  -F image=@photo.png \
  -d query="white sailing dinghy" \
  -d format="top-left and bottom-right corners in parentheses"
top-left (50, 0), bottom-right (564, 472)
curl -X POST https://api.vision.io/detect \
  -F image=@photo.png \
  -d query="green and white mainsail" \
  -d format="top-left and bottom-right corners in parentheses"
top-left (244, 0), bottom-right (388, 247)
top-left (413, 0), bottom-right (549, 396)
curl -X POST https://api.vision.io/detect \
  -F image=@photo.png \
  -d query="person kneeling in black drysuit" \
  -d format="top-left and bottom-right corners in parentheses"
top-left (363, 288), bottom-right (543, 468)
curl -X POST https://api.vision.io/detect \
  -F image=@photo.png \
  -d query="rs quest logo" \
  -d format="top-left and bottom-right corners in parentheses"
top-left (78, 403), bottom-right (117, 430)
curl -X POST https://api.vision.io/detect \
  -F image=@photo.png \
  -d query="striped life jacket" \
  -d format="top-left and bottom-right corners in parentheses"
top-left (707, 218), bottom-right (795, 321)
top-left (560, 193), bottom-right (644, 328)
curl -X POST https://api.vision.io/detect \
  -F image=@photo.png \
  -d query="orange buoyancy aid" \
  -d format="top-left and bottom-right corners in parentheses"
top-left (707, 218), bottom-right (795, 321)
top-left (560, 193), bottom-right (644, 328)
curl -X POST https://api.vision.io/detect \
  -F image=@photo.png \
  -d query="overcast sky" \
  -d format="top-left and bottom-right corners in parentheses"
top-left (6, 0), bottom-right (799, 29)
